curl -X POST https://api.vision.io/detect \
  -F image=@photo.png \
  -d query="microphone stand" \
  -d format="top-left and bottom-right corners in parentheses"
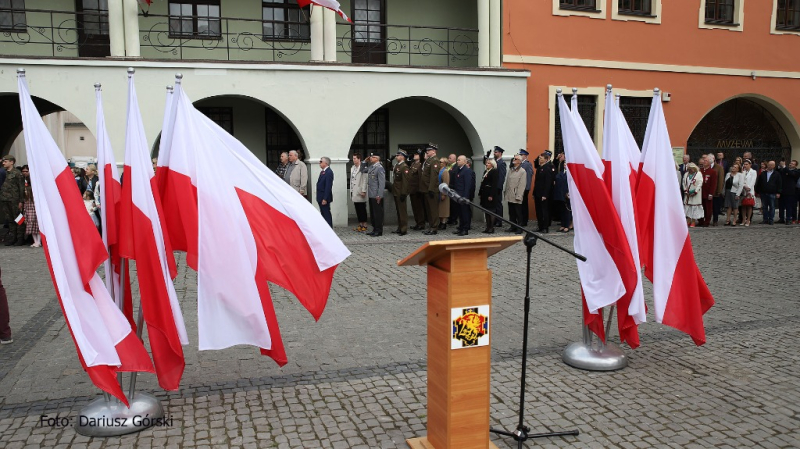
top-left (442, 187), bottom-right (583, 447)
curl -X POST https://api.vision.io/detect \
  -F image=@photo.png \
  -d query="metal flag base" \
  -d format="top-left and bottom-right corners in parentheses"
top-left (74, 392), bottom-right (164, 437)
top-left (562, 340), bottom-right (628, 371)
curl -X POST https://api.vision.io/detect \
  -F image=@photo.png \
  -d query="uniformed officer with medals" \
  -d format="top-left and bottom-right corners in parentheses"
top-left (391, 150), bottom-right (410, 235)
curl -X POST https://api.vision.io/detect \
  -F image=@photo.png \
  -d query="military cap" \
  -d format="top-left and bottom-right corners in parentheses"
top-left (518, 149), bottom-right (529, 156)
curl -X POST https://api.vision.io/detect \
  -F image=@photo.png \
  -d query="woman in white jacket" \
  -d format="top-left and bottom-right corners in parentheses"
top-left (723, 163), bottom-right (744, 225)
top-left (683, 163), bottom-right (703, 227)
top-left (350, 153), bottom-right (369, 232)
top-left (740, 159), bottom-right (758, 227)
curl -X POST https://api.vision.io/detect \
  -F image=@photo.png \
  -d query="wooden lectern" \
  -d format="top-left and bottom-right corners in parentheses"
top-left (398, 237), bottom-right (521, 449)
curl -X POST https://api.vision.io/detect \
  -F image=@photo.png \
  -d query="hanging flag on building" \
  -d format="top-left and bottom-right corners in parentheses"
top-left (118, 70), bottom-right (189, 390)
top-left (17, 71), bottom-right (153, 406)
top-left (96, 85), bottom-right (135, 329)
top-left (297, 0), bottom-right (352, 22)
top-left (157, 79), bottom-right (350, 366)
top-left (601, 88), bottom-right (646, 349)
top-left (558, 91), bottom-right (638, 343)
top-left (636, 91), bottom-right (714, 346)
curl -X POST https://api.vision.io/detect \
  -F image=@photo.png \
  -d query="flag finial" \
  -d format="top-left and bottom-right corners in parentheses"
top-left (175, 73), bottom-right (183, 84)
top-left (167, 85), bottom-right (174, 92)
top-left (94, 83), bottom-right (102, 91)
top-left (606, 84), bottom-right (612, 92)
top-left (615, 93), bottom-right (620, 99)
top-left (572, 87), bottom-right (578, 94)
top-left (16, 68), bottom-right (25, 77)
top-left (556, 88), bottom-right (563, 96)
top-left (653, 87), bottom-right (660, 96)
top-left (127, 67), bottom-right (135, 77)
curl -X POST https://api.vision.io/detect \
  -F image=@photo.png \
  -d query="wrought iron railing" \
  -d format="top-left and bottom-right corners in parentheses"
top-left (337, 22), bottom-right (479, 68)
top-left (0, 8), bottom-right (110, 57)
top-left (138, 12), bottom-right (311, 62)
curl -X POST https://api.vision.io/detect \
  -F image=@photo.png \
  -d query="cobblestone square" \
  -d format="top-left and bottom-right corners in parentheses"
top-left (1, 224), bottom-right (798, 448)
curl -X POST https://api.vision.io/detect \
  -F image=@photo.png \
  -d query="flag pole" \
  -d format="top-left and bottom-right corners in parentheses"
top-left (558, 87), bottom-right (628, 372)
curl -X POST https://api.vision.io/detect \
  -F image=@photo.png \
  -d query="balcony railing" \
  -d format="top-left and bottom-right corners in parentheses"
top-left (0, 8), bottom-right (110, 58)
top-left (337, 22), bottom-right (478, 68)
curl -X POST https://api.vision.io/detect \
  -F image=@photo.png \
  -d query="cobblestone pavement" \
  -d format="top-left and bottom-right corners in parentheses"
top-left (0, 223), bottom-right (798, 448)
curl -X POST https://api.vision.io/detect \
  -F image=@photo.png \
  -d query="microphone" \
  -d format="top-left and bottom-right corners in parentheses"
top-left (439, 183), bottom-right (469, 204)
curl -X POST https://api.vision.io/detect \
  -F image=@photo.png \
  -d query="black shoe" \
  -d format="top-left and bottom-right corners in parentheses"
top-left (452, 230), bottom-right (462, 235)
top-left (505, 228), bottom-right (515, 233)
top-left (398, 231), bottom-right (407, 236)
top-left (486, 228), bottom-right (495, 234)
top-left (423, 230), bottom-right (437, 236)
top-left (15, 240), bottom-right (25, 246)
top-left (777, 219), bottom-right (785, 224)
top-left (514, 229), bottom-right (523, 234)
top-left (366, 231), bottom-right (376, 236)
top-left (481, 229), bottom-right (490, 234)
top-left (391, 230), bottom-right (400, 234)
top-left (439, 223), bottom-right (447, 230)
top-left (4, 240), bottom-right (13, 246)
top-left (457, 230), bottom-right (468, 236)
top-left (370, 231), bottom-right (382, 237)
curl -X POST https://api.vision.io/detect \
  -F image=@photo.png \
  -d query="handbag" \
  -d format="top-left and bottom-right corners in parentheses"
top-left (741, 194), bottom-right (755, 206)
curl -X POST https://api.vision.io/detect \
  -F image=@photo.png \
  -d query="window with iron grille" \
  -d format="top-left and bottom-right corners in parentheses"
top-left (353, 0), bottom-right (383, 43)
top-left (560, 0), bottom-right (598, 11)
top-left (705, 0), bottom-right (735, 24)
top-left (619, 97), bottom-right (651, 150)
top-left (350, 109), bottom-right (390, 180)
top-left (198, 107), bottom-right (233, 135)
top-left (777, 0), bottom-right (800, 29)
top-left (0, 0), bottom-right (26, 32)
top-left (79, 0), bottom-right (109, 36)
top-left (265, 107), bottom-right (302, 170)
top-left (554, 95), bottom-right (597, 154)
top-left (169, 0), bottom-right (221, 38)
top-left (263, 0), bottom-right (310, 41)
top-left (618, 0), bottom-right (652, 15)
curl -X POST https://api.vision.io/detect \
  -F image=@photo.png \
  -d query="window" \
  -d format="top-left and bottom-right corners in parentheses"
top-left (198, 107), bottom-right (233, 134)
top-left (554, 95), bottom-right (596, 154)
top-left (169, 0), bottom-right (221, 38)
top-left (0, 0), bottom-right (26, 31)
top-left (350, 109), bottom-right (390, 180)
top-left (560, 0), bottom-right (598, 11)
top-left (705, 0), bottom-right (735, 23)
top-left (618, 0), bottom-right (652, 15)
top-left (265, 107), bottom-right (302, 170)
top-left (619, 97), bottom-right (651, 150)
top-left (777, 0), bottom-right (800, 29)
top-left (80, 0), bottom-right (109, 36)
top-left (353, 0), bottom-right (383, 43)
top-left (262, 0), bottom-right (310, 41)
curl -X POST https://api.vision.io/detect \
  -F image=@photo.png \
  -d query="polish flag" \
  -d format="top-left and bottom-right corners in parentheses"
top-left (17, 72), bottom-right (153, 406)
top-left (157, 80), bottom-right (350, 365)
top-left (558, 92), bottom-right (638, 342)
top-left (636, 92), bottom-right (714, 345)
top-left (601, 89), bottom-right (646, 349)
top-left (14, 213), bottom-right (24, 225)
top-left (118, 71), bottom-right (189, 390)
top-left (95, 86), bottom-right (134, 329)
top-left (297, 0), bottom-right (352, 22)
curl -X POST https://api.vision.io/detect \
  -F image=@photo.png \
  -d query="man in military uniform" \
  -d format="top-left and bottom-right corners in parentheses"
top-left (408, 150), bottom-right (426, 230)
top-left (533, 150), bottom-right (555, 233)
top-left (519, 149), bottom-right (534, 227)
top-left (421, 144), bottom-right (442, 235)
top-left (362, 153), bottom-right (386, 237)
top-left (1, 155), bottom-right (25, 246)
top-left (391, 150), bottom-right (410, 235)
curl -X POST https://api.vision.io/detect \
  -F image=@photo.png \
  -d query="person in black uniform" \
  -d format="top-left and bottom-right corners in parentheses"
top-left (533, 150), bottom-right (555, 233)
top-left (479, 158), bottom-right (500, 233)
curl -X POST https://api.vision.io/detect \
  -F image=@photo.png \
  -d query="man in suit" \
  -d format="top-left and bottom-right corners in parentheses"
top-left (679, 154), bottom-right (691, 201)
top-left (316, 157), bottom-right (334, 227)
top-left (362, 153), bottom-right (386, 236)
top-left (519, 149), bottom-right (534, 227)
top-left (778, 160), bottom-right (799, 224)
top-left (533, 150), bottom-right (556, 233)
top-left (492, 146), bottom-right (507, 228)
top-left (391, 150), bottom-right (410, 235)
top-left (755, 160), bottom-right (782, 225)
top-left (452, 155), bottom-right (474, 236)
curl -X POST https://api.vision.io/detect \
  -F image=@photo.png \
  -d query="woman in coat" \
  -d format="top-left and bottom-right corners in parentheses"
top-left (723, 163), bottom-right (744, 226)
top-left (478, 158), bottom-right (499, 233)
top-left (504, 154), bottom-right (527, 234)
top-left (683, 162), bottom-right (703, 227)
top-left (438, 157), bottom-right (450, 228)
top-left (740, 159), bottom-right (758, 227)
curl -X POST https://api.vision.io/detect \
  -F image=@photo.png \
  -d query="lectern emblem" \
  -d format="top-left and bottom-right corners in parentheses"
top-left (451, 306), bottom-right (490, 349)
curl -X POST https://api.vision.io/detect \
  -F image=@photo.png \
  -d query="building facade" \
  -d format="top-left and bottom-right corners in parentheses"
top-left (0, 0), bottom-right (527, 226)
top-left (504, 0), bottom-right (800, 165)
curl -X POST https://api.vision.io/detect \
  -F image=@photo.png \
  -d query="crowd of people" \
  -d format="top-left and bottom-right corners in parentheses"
top-left (679, 151), bottom-right (799, 227)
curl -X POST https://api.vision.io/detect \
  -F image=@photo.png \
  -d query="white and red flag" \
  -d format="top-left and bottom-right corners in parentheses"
top-left (157, 80), bottom-right (350, 365)
top-left (118, 71), bottom-right (189, 390)
top-left (636, 91), bottom-right (714, 345)
top-left (96, 86), bottom-right (134, 329)
top-left (14, 213), bottom-right (24, 225)
top-left (601, 89), bottom-right (646, 349)
top-left (558, 92), bottom-right (638, 343)
top-left (17, 72), bottom-right (153, 406)
top-left (297, 0), bottom-right (352, 22)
